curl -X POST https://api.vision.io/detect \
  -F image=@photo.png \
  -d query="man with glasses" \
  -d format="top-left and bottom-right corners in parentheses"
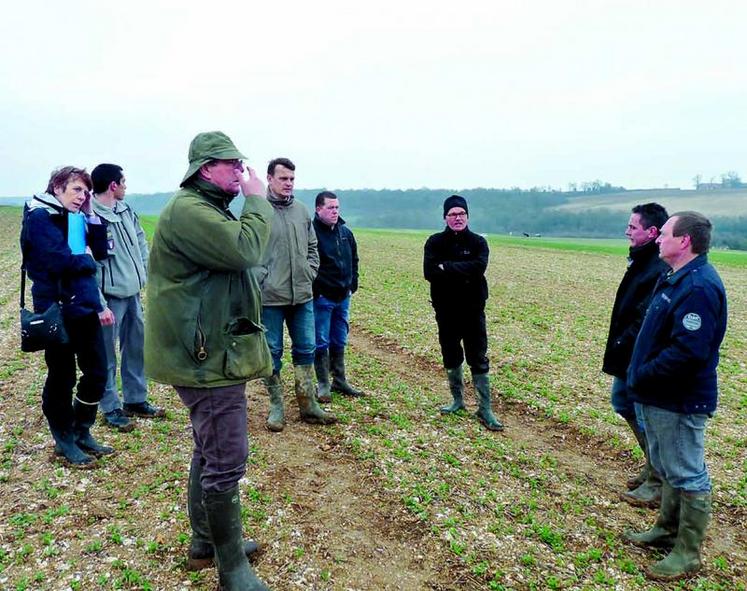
top-left (146, 132), bottom-right (271, 590)
top-left (92, 164), bottom-right (163, 432)
top-left (256, 158), bottom-right (336, 432)
top-left (424, 194), bottom-right (504, 431)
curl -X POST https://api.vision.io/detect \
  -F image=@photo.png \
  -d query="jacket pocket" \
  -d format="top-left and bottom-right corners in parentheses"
top-left (223, 318), bottom-right (273, 380)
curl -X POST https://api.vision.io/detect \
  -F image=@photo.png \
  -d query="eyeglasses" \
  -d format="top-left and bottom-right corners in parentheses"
top-left (209, 159), bottom-right (244, 170)
top-left (446, 212), bottom-right (468, 218)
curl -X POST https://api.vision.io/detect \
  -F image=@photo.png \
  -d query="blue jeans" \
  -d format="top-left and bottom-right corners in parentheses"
top-left (611, 376), bottom-right (644, 430)
top-left (262, 301), bottom-right (316, 373)
top-left (639, 404), bottom-right (711, 492)
top-left (99, 294), bottom-right (148, 413)
top-left (314, 294), bottom-right (350, 352)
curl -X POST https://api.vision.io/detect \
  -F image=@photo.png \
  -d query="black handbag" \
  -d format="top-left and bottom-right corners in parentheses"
top-left (19, 268), bottom-right (69, 352)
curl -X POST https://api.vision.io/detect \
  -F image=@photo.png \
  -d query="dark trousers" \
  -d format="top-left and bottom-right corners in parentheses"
top-left (434, 306), bottom-right (489, 374)
top-left (175, 383), bottom-right (248, 494)
top-left (42, 312), bottom-right (107, 432)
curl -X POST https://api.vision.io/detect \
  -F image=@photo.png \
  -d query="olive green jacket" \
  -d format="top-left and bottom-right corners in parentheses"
top-left (145, 179), bottom-right (274, 387)
top-left (253, 192), bottom-right (319, 306)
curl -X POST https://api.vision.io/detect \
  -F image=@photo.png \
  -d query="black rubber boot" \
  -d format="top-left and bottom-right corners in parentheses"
top-left (329, 348), bottom-right (363, 397)
top-left (264, 374), bottom-right (285, 432)
top-left (440, 366), bottom-right (466, 414)
top-left (295, 365), bottom-right (337, 425)
top-left (50, 427), bottom-right (94, 466)
top-left (647, 491), bottom-right (711, 581)
top-left (186, 462), bottom-right (261, 571)
top-left (473, 373), bottom-right (504, 431)
top-left (314, 349), bottom-right (332, 403)
top-left (624, 480), bottom-right (680, 548)
top-left (203, 486), bottom-right (269, 591)
top-left (73, 400), bottom-right (114, 456)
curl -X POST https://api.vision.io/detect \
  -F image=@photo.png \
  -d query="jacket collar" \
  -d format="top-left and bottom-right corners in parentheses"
top-left (267, 188), bottom-right (294, 207)
top-left (28, 193), bottom-right (64, 215)
top-left (92, 198), bottom-right (129, 222)
top-left (664, 254), bottom-right (709, 286)
top-left (628, 238), bottom-right (659, 262)
top-left (186, 177), bottom-right (236, 209)
top-left (313, 214), bottom-right (345, 231)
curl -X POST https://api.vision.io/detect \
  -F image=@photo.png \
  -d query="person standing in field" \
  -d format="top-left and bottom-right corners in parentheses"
top-left (145, 132), bottom-right (271, 590)
top-left (423, 194), bottom-right (503, 431)
top-left (602, 203), bottom-right (669, 507)
top-left (91, 163), bottom-right (164, 433)
top-left (311, 191), bottom-right (362, 402)
top-left (21, 166), bottom-right (114, 466)
top-left (256, 158), bottom-right (336, 431)
top-left (624, 211), bottom-right (727, 581)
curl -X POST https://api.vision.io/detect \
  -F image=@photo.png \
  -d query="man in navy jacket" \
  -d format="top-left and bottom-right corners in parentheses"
top-left (312, 191), bottom-right (362, 401)
top-left (624, 211), bottom-right (727, 581)
top-left (424, 195), bottom-right (503, 431)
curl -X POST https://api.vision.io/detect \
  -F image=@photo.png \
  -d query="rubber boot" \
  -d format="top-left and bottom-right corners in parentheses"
top-left (440, 366), bottom-right (466, 414)
top-left (620, 417), bottom-right (661, 508)
top-left (203, 486), bottom-right (269, 591)
top-left (646, 491), bottom-right (711, 581)
top-left (73, 400), bottom-right (114, 457)
top-left (264, 374), bottom-right (285, 432)
top-left (314, 349), bottom-right (332, 404)
top-left (50, 427), bottom-right (94, 466)
top-left (473, 373), bottom-right (504, 431)
top-left (624, 480), bottom-right (680, 548)
top-left (186, 461), bottom-right (261, 571)
top-left (624, 416), bottom-right (649, 490)
top-left (329, 348), bottom-right (363, 397)
top-left (295, 364), bottom-right (337, 425)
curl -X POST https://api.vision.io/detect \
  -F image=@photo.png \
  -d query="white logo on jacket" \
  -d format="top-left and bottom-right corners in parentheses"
top-left (682, 313), bottom-right (702, 331)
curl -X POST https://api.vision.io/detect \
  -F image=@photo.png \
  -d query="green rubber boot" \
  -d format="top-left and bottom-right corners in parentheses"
top-left (264, 373), bottom-right (285, 432)
top-left (203, 486), bottom-right (269, 591)
top-left (620, 416), bottom-right (661, 507)
top-left (646, 491), bottom-right (711, 581)
top-left (50, 427), bottom-right (95, 466)
top-left (624, 480), bottom-right (680, 548)
top-left (473, 373), bottom-right (504, 431)
top-left (295, 364), bottom-right (337, 425)
top-left (186, 462), bottom-right (261, 571)
top-left (440, 366), bottom-right (466, 414)
top-left (314, 349), bottom-right (332, 403)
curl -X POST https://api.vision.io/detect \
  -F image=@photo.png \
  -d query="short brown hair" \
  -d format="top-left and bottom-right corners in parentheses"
top-left (671, 211), bottom-right (712, 254)
top-left (46, 166), bottom-right (92, 195)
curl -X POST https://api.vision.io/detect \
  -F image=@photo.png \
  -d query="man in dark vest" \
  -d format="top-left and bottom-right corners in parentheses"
top-left (603, 203), bottom-right (668, 507)
top-left (424, 195), bottom-right (503, 431)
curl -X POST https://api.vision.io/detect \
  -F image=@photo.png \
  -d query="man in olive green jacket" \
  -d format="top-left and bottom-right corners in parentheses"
top-left (145, 131), bottom-right (271, 591)
top-left (255, 157), bottom-right (336, 431)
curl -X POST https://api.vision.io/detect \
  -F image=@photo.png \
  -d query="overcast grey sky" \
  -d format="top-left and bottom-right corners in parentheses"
top-left (1, 0), bottom-right (745, 195)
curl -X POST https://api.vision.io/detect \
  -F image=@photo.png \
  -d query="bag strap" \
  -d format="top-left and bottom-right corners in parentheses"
top-left (20, 203), bottom-right (29, 310)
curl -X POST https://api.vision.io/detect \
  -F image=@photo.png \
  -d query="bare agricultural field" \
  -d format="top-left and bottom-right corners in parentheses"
top-left (1, 207), bottom-right (745, 591)
top-left (551, 189), bottom-right (747, 218)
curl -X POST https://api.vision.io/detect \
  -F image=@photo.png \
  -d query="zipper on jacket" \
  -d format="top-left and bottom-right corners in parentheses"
top-left (195, 316), bottom-right (208, 361)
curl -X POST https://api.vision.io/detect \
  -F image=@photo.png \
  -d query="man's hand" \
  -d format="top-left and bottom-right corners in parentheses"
top-left (239, 166), bottom-right (265, 197)
top-left (98, 308), bottom-right (116, 326)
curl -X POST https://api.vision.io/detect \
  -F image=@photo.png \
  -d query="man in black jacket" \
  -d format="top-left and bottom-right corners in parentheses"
top-left (603, 202), bottom-right (668, 507)
top-left (312, 191), bottom-right (362, 401)
top-left (424, 195), bottom-right (503, 431)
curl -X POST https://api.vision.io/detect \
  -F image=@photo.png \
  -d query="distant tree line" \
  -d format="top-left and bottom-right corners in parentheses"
top-left (693, 170), bottom-right (745, 190)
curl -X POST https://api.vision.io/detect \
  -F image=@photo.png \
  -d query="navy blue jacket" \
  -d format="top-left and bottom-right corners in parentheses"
top-left (423, 226), bottom-right (489, 310)
top-left (627, 255), bottom-right (727, 414)
top-left (603, 240), bottom-right (668, 378)
top-left (21, 194), bottom-right (108, 318)
top-left (312, 215), bottom-right (359, 302)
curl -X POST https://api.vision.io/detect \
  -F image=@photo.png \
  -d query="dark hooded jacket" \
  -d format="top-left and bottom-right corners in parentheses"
top-left (602, 239), bottom-right (668, 378)
top-left (21, 194), bottom-right (108, 318)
